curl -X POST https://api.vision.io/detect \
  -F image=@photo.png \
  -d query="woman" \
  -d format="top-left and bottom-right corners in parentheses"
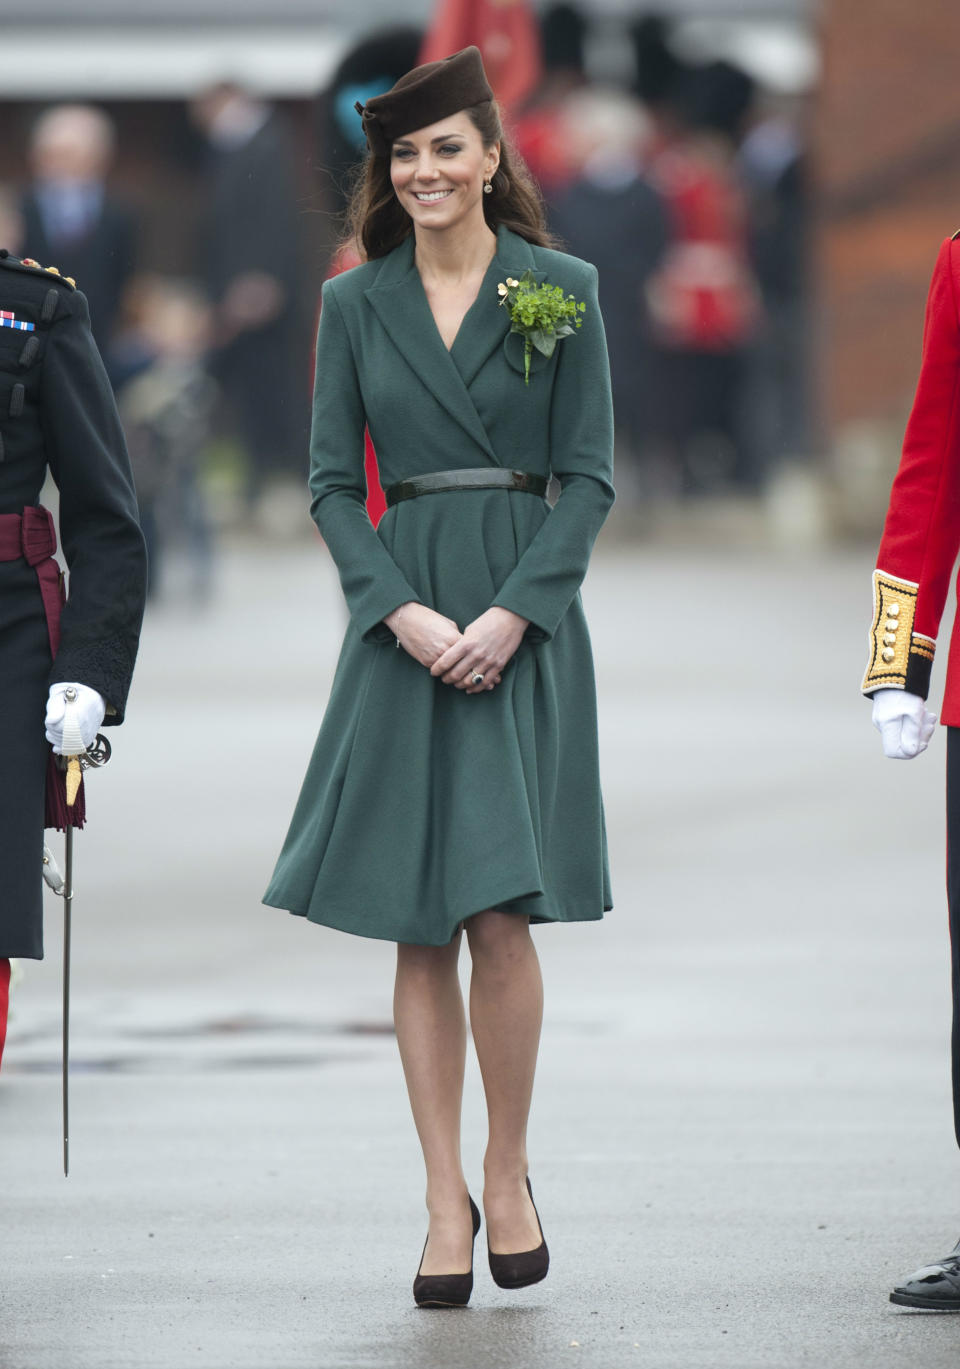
top-left (264, 46), bottom-right (615, 1307)
top-left (863, 229), bottom-right (960, 1310)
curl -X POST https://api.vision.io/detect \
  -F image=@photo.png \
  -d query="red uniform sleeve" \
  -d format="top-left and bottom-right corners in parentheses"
top-left (863, 236), bottom-right (960, 698)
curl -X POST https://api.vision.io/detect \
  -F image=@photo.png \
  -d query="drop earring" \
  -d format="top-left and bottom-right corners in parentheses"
top-left (483, 179), bottom-right (493, 194)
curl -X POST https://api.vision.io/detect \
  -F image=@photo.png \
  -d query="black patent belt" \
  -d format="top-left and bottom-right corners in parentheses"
top-left (384, 468), bottom-right (548, 508)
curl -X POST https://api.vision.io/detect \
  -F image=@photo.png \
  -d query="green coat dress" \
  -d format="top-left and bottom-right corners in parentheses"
top-left (263, 223), bottom-right (615, 945)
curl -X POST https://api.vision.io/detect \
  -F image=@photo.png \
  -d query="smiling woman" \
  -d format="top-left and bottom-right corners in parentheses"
top-left (264, 45), bottom-right (615, 1313)
top-left (346, 57), bottom-right (552, 263)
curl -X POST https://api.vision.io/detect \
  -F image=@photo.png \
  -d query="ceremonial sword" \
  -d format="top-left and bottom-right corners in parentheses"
top-left (45, 687), bottom-right (111, 1177)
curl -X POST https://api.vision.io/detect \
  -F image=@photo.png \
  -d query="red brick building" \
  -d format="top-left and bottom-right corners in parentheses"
top-left (818, 0), bottom-right (960, 430)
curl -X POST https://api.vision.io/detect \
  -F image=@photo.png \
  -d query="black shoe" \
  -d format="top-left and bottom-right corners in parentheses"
top-left (413, 1195), bottom-right (481, 1308)
top-left (890, 1238), bottom-right (960, 1310)
top-left (487, 1176), bottom-right (550, 1289)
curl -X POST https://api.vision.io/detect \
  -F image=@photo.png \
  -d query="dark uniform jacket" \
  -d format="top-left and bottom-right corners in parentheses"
top-left (0, 250), bottom-right (146, 958)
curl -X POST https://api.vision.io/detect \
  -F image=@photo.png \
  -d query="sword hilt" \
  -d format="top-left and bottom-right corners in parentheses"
top-left (77, 733), bottom-right (111, 770)
top-left (56, 686), bottom-right (112, 808)
top-left (55, 733), bottom-right (113, 807)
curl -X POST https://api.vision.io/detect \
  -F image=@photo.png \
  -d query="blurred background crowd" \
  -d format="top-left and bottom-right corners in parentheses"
top-left (0, 0), bottom-right (947, 596)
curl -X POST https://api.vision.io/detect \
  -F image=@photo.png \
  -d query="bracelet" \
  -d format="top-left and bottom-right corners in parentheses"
top-left (394, 605), bottom-right (404, 649)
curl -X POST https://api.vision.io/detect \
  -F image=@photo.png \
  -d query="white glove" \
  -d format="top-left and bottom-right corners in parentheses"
top-left (45, 682), bottom-right (106, 755)
top-left (872, 688), bottom-right (937, 760)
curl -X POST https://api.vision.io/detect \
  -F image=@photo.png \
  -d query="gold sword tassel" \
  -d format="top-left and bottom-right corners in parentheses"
top-left (65, 755), bottom-right (82, 809)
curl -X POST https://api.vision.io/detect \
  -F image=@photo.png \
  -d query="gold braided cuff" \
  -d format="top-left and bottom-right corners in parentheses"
top-left (862, 569), bottom-right (935, 696)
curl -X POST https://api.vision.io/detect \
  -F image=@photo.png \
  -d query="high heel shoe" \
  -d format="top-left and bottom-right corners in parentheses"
top-left (487, 1176), bottom-right (549, 1289)
top-left (413, 1195), bottom-right (482, 1308)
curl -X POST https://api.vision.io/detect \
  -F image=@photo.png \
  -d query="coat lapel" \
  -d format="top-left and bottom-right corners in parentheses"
top-left (365, 236), bottom-right (498, 463)
top-left (363, 227), bottom-right (549, 465)
top-left (453, 227), bottom-right (546, 390)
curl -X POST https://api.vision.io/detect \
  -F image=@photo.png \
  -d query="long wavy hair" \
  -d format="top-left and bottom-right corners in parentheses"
top-left (344, 100), bottom-right (557, 261)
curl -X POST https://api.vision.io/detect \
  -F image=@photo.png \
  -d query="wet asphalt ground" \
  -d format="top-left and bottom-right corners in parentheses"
top-left (3, 515), bottom-right (960, 1368)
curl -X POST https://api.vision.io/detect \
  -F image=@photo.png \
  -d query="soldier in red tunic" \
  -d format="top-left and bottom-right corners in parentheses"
top-left (864, 230), bottom-right (960, 1309)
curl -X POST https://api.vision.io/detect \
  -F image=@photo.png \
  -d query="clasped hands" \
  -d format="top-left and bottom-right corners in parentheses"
top-left (872, 688), bottom-right (937, 760)
top-left (384, 602), bottom-right (529, 694)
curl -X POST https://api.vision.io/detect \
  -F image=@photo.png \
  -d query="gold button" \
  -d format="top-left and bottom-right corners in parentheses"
top-left (888, 603), bottom-right (901, 616)
top-left (882, 647), bottom-right (896, 662)
top-left (46, 265), bottom-right (61, 276)
top-left (885, 619), bottom-right (899, 632)
top-left (884, 634), bottom-right (897, 647)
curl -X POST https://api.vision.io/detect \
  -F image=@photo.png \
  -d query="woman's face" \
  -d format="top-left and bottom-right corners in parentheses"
top-left (390, 111), bottom-right (499, 234)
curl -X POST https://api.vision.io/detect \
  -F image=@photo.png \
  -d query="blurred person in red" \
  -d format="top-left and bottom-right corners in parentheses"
top-left (862, 230), bottom-right (960, 1311)
top-left (191, 83), bottom-right (308, 508)
top-left (20, 105), bottom-right (137, 372)
top-left (511, 4), bottom-right (589, 201)
top-left (633, 26), bottom-right (763, 495)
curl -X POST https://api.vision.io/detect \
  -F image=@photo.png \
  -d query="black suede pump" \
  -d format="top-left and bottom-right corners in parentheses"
top-left (487, 1177), bottom-right (549, 1289)
top-left (413, 1196), bottom-right (482, 1308)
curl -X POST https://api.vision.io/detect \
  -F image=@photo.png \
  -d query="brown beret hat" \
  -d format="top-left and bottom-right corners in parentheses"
top-left (354, 46), bottom-right (494, 158)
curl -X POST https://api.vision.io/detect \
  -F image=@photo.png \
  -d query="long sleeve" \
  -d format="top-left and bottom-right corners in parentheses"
top-left (41, 288), bottom-right (147, 722)
top-left (863, 237), bottom-right (960, 698)
top-left (308, 281), bottom-right (421, 643)
top-left (491, 261), bottom-right (616, 640)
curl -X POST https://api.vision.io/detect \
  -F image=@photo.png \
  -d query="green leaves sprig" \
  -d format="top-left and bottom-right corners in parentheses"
top-left (497, 269), bottom-right (585, 385)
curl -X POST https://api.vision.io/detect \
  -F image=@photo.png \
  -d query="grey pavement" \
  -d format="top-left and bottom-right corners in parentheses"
top-left (2, 521), bottom-right (959, 1369)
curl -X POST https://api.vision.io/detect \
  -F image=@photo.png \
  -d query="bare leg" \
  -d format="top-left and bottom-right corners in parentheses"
top-left (394, 930), bottom-right (474, 1275)
top-left (465, 911), bottom-right (544, 1254)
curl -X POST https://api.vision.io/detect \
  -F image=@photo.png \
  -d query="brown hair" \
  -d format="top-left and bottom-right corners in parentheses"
top-left (343, 100), bottom-right (558, 261)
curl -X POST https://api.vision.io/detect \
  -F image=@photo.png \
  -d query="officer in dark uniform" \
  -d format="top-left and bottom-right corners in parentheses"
top-left (0, 249), bottom-right (146, 1066)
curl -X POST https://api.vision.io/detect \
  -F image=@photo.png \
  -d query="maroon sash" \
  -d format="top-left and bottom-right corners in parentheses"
top-left (0, 505), bottom-right (85, 828)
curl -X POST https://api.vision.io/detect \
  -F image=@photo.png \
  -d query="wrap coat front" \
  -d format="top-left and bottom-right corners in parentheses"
top-left (264, 224), bottom-right (615, 945)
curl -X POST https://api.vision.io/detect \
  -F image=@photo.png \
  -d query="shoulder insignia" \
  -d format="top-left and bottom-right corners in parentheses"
top-left (0, 252), bottom-right (76, 290)
top-left (41, 264), bottom-right (76, 290)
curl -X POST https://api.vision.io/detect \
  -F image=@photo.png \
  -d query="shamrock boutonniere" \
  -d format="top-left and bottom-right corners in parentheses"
top-left (497, 270), bottom-right (586, 385)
